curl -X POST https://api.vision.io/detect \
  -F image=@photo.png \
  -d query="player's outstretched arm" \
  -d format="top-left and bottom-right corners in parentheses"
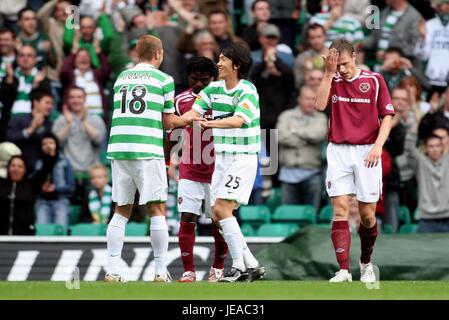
top-left (163, 109), bottom-right (204, 130)
top-left (201, 116), bottom-right (245, 129)
top-left (315, 48), bottom-right (339, 111)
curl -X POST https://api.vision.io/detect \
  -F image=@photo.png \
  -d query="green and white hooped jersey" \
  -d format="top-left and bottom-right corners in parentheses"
top-left (107, 63), bottom-right (175, 160)
top-left (193, 79), bottom-right (261, 154)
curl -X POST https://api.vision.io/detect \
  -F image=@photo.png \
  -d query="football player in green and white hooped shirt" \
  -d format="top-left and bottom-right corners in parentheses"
top-left (105, 35), bottom-right (189, 283)
top-left (182, 44), bottom-right (266, 283)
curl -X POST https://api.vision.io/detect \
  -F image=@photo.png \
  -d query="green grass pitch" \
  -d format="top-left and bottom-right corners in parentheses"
top-left (1, 281), bottom-right (449, 300)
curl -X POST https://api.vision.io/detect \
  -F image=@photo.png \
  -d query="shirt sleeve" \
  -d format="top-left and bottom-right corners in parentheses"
top-left (234, 92), bottom-right (259, 125)
top-left (192, 86), bottom-right (211, 115)
top-left (376, 74), bottom-right (395, 118)
top-left (162, 77), bottom-right (175, 114)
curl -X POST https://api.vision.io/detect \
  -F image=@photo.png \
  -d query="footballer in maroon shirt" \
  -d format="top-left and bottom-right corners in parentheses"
top-left (315, 39), bottom-right (395, 283)
top-left (165, 57), bottom-right (228, 283)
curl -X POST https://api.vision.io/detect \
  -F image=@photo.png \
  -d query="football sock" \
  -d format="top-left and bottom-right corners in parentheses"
top-left (212, 223), bottom-right (228, 269)
top-left (359, 221), bottom-right (378, 264)
top-left (240, 233), bottom-right (259, 269)
top-left (331, 220), bottom-right (351, 271)
top-left (106, 213), bottom-right (129, 275)
top-left (220, 217), bottom-right (246, 271)
top-left (178, 221), bottom-right (196, 272)
top-left (150, 216), bottom-right (169, 276)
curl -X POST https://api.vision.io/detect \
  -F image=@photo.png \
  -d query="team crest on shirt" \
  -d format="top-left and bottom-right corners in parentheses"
top-left (178, 196), bottom-right (183, 205)
top-left (386, 104), bottom-right (394, 111)
top-left (232, 95), bottom-right (239, 106)
top-left (243, 103), bottom-right (250, 110)
top-left (332, 95), bottom-right (338, 104)
top-left (359, 82), bottom-right (370, 93)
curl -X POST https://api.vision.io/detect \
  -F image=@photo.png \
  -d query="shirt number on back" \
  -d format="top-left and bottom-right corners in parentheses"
top-left (119, 85), bottom-right (147, 114)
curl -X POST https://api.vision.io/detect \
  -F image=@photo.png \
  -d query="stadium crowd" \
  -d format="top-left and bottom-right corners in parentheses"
top-left (0, 0), bottom-right (448, 235)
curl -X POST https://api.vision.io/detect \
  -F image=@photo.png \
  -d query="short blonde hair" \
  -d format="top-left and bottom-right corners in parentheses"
top-left (136, 35), bottom-right (162, 61)
top-left (89, 164), bottom-right (108, 176)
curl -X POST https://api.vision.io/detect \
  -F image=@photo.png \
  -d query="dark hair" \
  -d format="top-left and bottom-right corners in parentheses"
top-left (307, 23), bottom-right (326, 37)
top-left (30, 89), bottom-right (53, 103)
top-left (329, 38), bottom-right (354, 55)
top-left (18, 7), bottom-right (35, 20)
top-left (186, 56), bottom-right (217, 78)
top-left (221, 44), bottom-right (252, 79)
top-left (7, 155), bottom-right (28, 180)
top-left (251, 0), bottom-right (269, 11)
top-left (425, 134), bottom-right (442, 145)
top-left (207, 9), bottom-right (229, 19)
top-left (41, 132), bottom-right (60, 155)
top-left (0, 27), bottom-right (15, 38)
top-left (385, 47), bottom-right (405, 57)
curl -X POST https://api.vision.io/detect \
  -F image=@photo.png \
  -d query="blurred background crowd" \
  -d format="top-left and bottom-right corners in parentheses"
top-left (0, 0), bottom-right (448, 236)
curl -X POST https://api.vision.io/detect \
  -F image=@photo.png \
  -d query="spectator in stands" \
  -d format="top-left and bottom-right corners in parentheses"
top-left (433, 126), bottom-right (449, 155)
top-left (385, 86), bottom-right (418, 230)
top-left (0, 27), bottom-right (17, 83)
top-left (60, 48), bottom-right (110, 123)
top-left (37, 0), bottom-right (71, 107)
top-left (240, 0), bottom-right (271, 51)
top-left (17, 7), bottom-right (53, 69)
top-left (252, 23), bottom-right (294, 68)
top-left (52, 86), bottom-right (106, 205)
top-left (363, 0), bottom-right (422, 64)
top-left (251, 25), bottom-right (295, 159)
top-left (415, 0), bottom-right (449, 97)
top-left (81, 164), bottom-right (113, 224)
top-left (309, 0), bottom-right (365, 47)
top-left (0, 153), bottom-right (56, 235)
top-left (8, 45), bottom-right (51, 116)
top-left (400, 75), bottom-right (431, 115)
top-left (206, 10), bottom-right (245, 51)
top-left (405, 122), bottom-right (449, 233)
top-left (294, 23), bottom-right (327, 90)
top-left (265, 0), bottom-right (297, 49)
top-left (344, 0), bottom-right (372, 24)
top-left (63, 11), bottom-right (115, 70)
top-left (6, 90), bottom-right (53, 171)
top-left (276, 86), bottom-right (328, 211)
top-left (380, 47), bottom-right (428, 92)
top-left (35, 133), bottom-right (74, 230)
top-left (192, 30), bottom-right (219, 62)
top-left (304, 68), bottom-right (324, 93)
top-left (419, 86), bottom-right (449, 141)
top-left (0, 0), bottom-right (26, 32)
top-left (0, 60), bottom-right (17, 141)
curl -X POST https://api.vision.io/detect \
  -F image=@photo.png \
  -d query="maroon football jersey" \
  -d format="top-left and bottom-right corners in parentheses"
top-left (327, 69), bottom-right (395, 145)
top-left (175, 89), bottom-right (214, 183)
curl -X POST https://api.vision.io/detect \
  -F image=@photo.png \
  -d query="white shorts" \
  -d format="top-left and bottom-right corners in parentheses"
top-left (326, 143), bottom-right (382, 203)
top-left (177, 179), bottom-right (211, 216)
top-left (210, 153), bottom-right (258, 208)
top-left (111, 159), bottom-right (168, 206)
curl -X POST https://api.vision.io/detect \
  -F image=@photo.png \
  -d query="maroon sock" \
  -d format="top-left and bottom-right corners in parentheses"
top-left (178, 221), bottom-right (196, 272)
top-left (212, 223), bottom-right (228, 269)
top-left (331, 221), bottom-right (351, 271)
top-left (359, 222), bottom-right (378, 264)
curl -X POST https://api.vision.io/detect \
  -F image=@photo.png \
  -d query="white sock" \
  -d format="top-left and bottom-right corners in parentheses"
top-left (150, 216), bottom-right (169, 276)
top-left (220, 217), bottom-right (246, 271)
top-left (106, 213), bottom-right (129, 275)
top-left (241, 234), bottom-right (259, 268)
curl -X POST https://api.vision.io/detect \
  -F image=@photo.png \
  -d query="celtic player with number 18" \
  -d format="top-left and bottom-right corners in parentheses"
top-left (182, 44), bottom-right (265, 282)
top-left (104, 35), bottom-right (189, 283)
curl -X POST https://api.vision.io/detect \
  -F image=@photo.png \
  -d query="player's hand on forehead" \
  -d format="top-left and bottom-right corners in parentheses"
top-left (322, 48), bottom-right (339, 75)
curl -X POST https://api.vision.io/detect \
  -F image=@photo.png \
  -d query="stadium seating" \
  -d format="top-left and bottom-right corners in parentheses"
top-left (398, 206), bottom-right (412, 225)
top-left (265, 188), bottom-right (281, 213)
top-left (35, 224), bottom-right (66, 236)
top-left (256, 223), bottom-right (299, 237)
top-left (241, 224), bottom-right (256, 237)
top-left (239, 205), bottom-right (271, 228)
top-left (318, 205), bottom-right (333, 223)
top-left (70, 223), bottom-right (107, 236)
top-left (69, 205), bottom-right (81, 225)
top-left (399, 224), bottom-right (419, 234)
top-left (125, 223), bottom-right (148, 236)
top-left (272, 205), bottom-right (317, 226)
